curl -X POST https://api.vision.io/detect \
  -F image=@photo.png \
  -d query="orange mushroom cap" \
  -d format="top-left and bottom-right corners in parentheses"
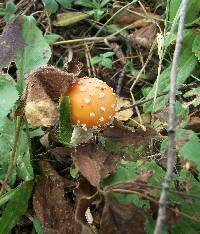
top-left (66, 77), bottom-right (117, 129)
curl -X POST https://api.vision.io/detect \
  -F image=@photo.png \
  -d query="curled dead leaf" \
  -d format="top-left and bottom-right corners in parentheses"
top-left (71, 143), bottom-right (122, 187)
top-left (24, 66), bottom-right (79, 127)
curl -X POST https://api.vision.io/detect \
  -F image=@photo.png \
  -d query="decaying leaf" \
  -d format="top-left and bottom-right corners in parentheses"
top-left (114, 6), bottom-right (160, 28)
top-left (100, 196), bottom-right (146, 234)
top-left (33, 161), bottom-right (75, 234)
top-left (103, 126), bottom-right (157, 147)
top-left (115, 97), bottom-right (133, 121)
top-left (74, 179), bottom-right (99, 230)
top-left (71, 143), bottom-right (122, 187)
top-left (24, 66), bottom-right (79, 127)
top-left (128, 23), bottom-right (158, 48)
top-left (0, 17), bottom-right (24, 70)
top-left (114, 5), bottom-right (161, 48)
top-left (54, 11), bottom-right (94, 27)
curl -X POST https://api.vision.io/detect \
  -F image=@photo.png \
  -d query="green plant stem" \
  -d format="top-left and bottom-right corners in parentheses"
top-left (0, 116), bottom-right (23, 196)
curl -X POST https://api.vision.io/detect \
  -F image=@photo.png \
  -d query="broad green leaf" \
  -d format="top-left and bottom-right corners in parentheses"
top-left (57, 0), bottom-right (73, 7)
top-left (0, 74), bottom-right (18, 118)
top-left (0, 8), bottom-right (6, 16)
top-left (143, 30), bottom-right (197, 112)
top-left (102, 52), bottom-right (115, 58)
top-left (180, 139), bottom-right (200, 171)
top-left (44, 33), bottom-right (62, 44)
top-left (0, 118), bottom-right (16, 185)
top-left (0, 181), bottom-right (33, 234)
top-left (91, 56), bottom-right (102, 65)
top-left (6, 1), bottom-right (16, 14)
top-left (54, 10), bottom-right (94, 26)
top-left (0, 118), bottom-right (34, 184)
top-left (74, 0), bottom-right (94, 8)
top-left (58, 96), bottom-right (73, 146)
top-left (101, 57), bottom-right (113, 68)
top-left (0, 184), bottom-right (25, 207)
top-left (192, 33), bottom-right (200, 60)
top-left (169, 0), bottom-right (200, 24)
top-left (16, 123), bottom-right (34, 181)
top-left (171, 170), bottom-right (200, 233)
top-left (16, 15), bottom-right (51, 90)
top-left (42, 0), bottom-right (58, 13)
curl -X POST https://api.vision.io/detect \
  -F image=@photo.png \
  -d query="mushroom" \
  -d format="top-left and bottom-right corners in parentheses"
top-left (66, 77), bottom-right (117, 129)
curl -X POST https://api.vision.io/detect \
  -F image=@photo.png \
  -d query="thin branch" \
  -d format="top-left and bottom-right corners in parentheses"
top-left (117, 82), bottom-right (196, 112)
top-left (0, 116), bottom-right (23, 196)
top-left (154, 1), bottom-right (189, 233)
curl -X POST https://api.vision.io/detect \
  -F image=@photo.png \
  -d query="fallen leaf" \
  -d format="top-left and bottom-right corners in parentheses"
top-left (54, 11), bottom-right (94, 27)
top-left (33, 161), bottom-right (75, 234)
top-left (114, 6), bottom-right (161, 28)
top-left (115, 97), bottom-right (133, 121)
top-left (71, 143), bottom-right (122, 187)
top-left (100, 196), bottom-right (146, 234)
top-left (128, 23), bottom-right (158, 48)
top-left (74, 179), bottom-right (99, 234)
top-left (103, 126), bottom-right (157, 147)
top-left (24, 66), bottom-right (79, 127)
top-left (0, 17), bottom-right (24, 70)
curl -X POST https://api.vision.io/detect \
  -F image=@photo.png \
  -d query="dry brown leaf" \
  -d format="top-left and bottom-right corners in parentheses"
top-left (74, 179), bottom-right (99, 234)
top-left (115, 97), bottom-right (133, 121)
top-left (33, 161), bottom-right (75, 234)
top-left (103, 126), bottom-right (157, 147)
top-left (114, 6), bottom-right (161, 28)
top-left (24, 66), bottom-right (79, 127)
top-left (128, 23), bottom-right (158, 48)
top-left (100, 196), bottom-right (146, 234)
top-left (71, 143), bottom-right (122, 187)
top-left (0, 18), bottom-right (24, 70)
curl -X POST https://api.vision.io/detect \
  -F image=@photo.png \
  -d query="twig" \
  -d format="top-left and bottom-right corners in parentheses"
top-left (0, 117), bottom-right (23, 195)
top-left (118, 82), bottom-right (196, 112)
top-left (53, 36), bottom-right (116, 46)
top-left (116, 62), bottom-right (128, 95)
top-left (154, 1), bottom-right (189, 233)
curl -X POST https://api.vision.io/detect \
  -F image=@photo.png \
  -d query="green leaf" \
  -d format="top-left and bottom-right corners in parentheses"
top-left (0, 118), bottom-right (16, 186)
top-left (102, 51), bottom-right (115, 58)
top-left (16, 15), bottom-right (51, 91)
top-left (143, 30), bottom-right (197, 112)
top-left (58, 96), bottom-right (73, 146)
top-left (192, 33), bottom-right (200, 61)
top-left (180, 138), bottom-right (200, 171)
top-left (74, 0), bottom-right (94, 8)
top-left (6, 1), bottom-right (16, 14)
top-left (0, 181), bottom-right (33, 234)
top-left (57, 0), bottom-right (73, 7)
top-left (0, 118), bottom-right (34, 184)
top-left (44, 33), bottom-right (62, 44)
top-left (101, 57), bottom-right (113, 68)
top-left (33, 216), bottom-right (44, 234)
top-left (184, 87), bottom-right (200, 107)
top-left (91, 55), bottom-right (102, 65)
top-left (0, 74), bottom-right (18, 118)
top-left (42, 0), bottom-right (58, 13)
top-left (169, 0), bottom-right (200, 24)
top-left (0, 8), bottom-right (6, 16)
